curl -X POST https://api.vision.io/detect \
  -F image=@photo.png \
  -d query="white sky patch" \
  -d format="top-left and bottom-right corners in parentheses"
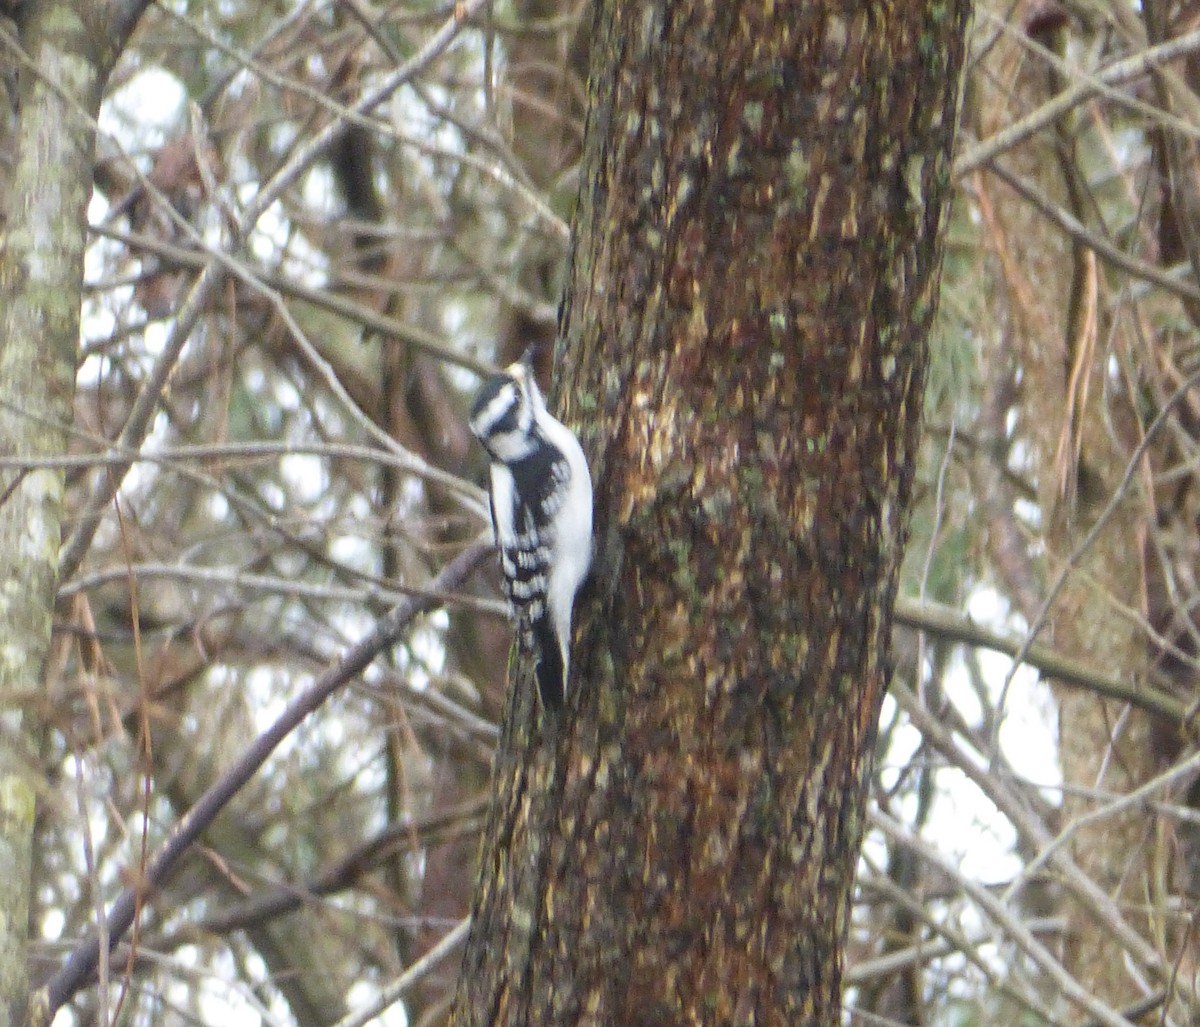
top-left (143, 319), bottom-right (169, 358)
top-left (303, 163), bottom-right (337, 217)
top-left (207, 491), bottom-right (230, 521)
top-left (925, 764), bottom-right (1021, 883)
top-left (190, 944), bottom-right (272, 1027)
top-left (346, 979), bottom-right (409, 1027)
top-left (1014, 496), bottom-right (1041, 532)
top-left (258, 479), bottom-right (286, 512)
top-left (327, 498), bottom-right (378, 576)
top-left (441, 299), bottom-right (467, 339)
top-left (238, 177), bottom-right (330, 287)
top-left (82, 189), bottom-right (141, 383)
top-left (407, 622), bottom-right (446, 689)
top-left (246, 665), bottom-right (294, 737)
top-left (876, 693), bottom-right (921, 796)
top-left (333, 607), bottom-right (376, 647)
top-left (246, 195), bottom-right (291, 264)
top-left (965, 588), bottom-right (1062, 795)
top-left (329, 533), bottom-right (376, 577)
top-left (874, 586), bottom-right (1064, 888)
top-left (99, 66), bottom-right (187, 149)
top-left (108, 411), bottom-right (166, 512)
top-left (272, 373), bottom-right (299, 410)
top-left (40, 906), bottom-right (65, 942)
top-left (990, 654), bottom-right (1060, 787)
top-left (281, 451), bottom-right (326, 504)
top-left (77, 341), bottom-right (114, 389)
top-left (87, 190), bottom-right (109, 225)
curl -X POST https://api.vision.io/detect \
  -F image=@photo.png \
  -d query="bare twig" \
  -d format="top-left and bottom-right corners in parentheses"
top-left (30, 540), bottom-right (489, 1024)
top-left (177, 798), bottom-right (488, 940)
top-left (329, 917), bottom-right (471, 1027)
top-left (891, 682), bottom-right (1170, 981)
top-left (58, 561), bottom-right (508, 618)
top-left (986, 162), bottom-right (1200, 308)
top-left (872, 808), bottom-right (1144, 1027)
top-left (58, 0), bottom-right (495, 583)
top-left (956, 24), bottom-right (1200, 178)
top-left (994, 360), bottom-right (1200, 739)
top-left (893, 598), bottom-right (1188, 724)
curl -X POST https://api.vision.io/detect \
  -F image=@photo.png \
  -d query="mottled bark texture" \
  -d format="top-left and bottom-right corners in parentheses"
top-left (451, 2), bottom-right (967, 1025)
top-left (0, 4), bottom-right (146, 1026)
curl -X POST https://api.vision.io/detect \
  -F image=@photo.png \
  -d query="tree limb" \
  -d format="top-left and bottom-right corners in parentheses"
top-left (30, 540), bottom-right (490, 1026)
top-left (893, 597), bottom-right (1190, 725)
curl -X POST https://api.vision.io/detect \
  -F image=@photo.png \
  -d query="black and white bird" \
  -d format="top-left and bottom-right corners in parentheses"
top-left (469, 350), bottom-right (593, 708)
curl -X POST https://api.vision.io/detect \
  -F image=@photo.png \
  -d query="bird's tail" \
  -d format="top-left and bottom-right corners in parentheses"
top-left (528, 615), bottom-right (565, 709)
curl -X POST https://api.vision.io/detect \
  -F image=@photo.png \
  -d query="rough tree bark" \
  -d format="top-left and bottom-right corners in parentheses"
top-left (450, 2), bottom-right (968, 1025)
top-left (0, 3), bottom-right (147, 1025)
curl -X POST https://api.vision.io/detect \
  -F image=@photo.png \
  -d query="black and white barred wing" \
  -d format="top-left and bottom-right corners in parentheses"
top-left (490, 448), bottom-right (572, 706)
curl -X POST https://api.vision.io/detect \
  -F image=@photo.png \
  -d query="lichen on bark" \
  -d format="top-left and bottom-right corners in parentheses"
top-left (0, 4), bottom-right (147, 1025)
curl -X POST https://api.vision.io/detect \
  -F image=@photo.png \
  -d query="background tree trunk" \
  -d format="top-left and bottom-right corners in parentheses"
top-left (0, 4), bottom-right (145, 1025)
top-left (450, 2), bottom-right (969, 1024)
top-left (969, 1), bottom-right (1169, 1009)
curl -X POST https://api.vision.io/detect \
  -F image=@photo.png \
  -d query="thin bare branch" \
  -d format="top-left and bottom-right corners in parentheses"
top-left (331, 917), bottom-right (471, 1027)
top-left (957, 23), bottom-right (1200, 178)
top-left (894, 597), bottom-right (1189, 723)
top-left (58, 0), bottom-right (496, 583)
top-left (31, 540), bottom-right (489, 1024)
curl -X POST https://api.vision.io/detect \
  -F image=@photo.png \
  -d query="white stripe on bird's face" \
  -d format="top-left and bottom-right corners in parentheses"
top-left (470, 365), bottom-right (544, 464)
top-left (470, 379), bottom-right (520, 439)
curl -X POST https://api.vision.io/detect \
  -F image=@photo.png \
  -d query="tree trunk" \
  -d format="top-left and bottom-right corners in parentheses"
top-left (450, 1), bottom-right (968, 1024)
top-left (0, 4), bottom-right (144, 1025)
top-left (969, 2), bottom-right (1160, 1007)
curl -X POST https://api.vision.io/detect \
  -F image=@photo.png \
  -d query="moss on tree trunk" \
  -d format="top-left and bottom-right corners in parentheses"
top-left (450, 2), bottom-right (969, 1024)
